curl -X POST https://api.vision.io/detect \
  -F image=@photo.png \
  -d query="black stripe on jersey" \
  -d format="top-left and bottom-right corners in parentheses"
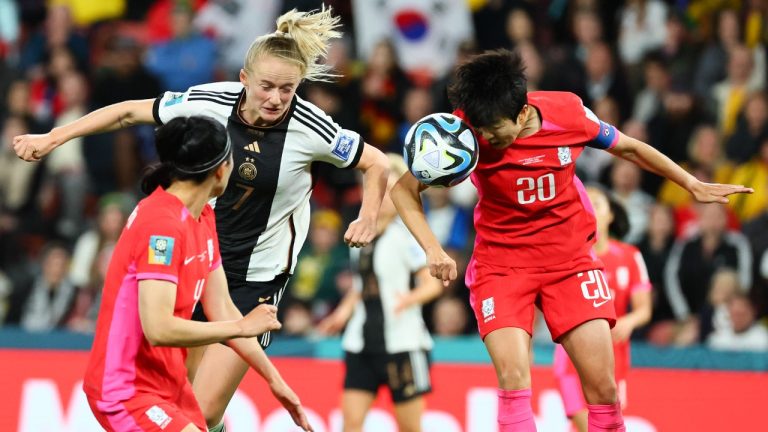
top-left (189, 91), bottom-right (239, 103)
top-left (345, 140), bottom-right (365, 170)
top-left (152, 95), bottom-right (163, 125)
top-left (190, 90), bottom-right (240, 97)
top-left (295, 102), bottom-right (339, 139)
top-left (294, 113), bottom-right (335, 143)
top-left (187, 96), bottom-right (237, 106)
top-left (359, 241), bottom-right (386, 353)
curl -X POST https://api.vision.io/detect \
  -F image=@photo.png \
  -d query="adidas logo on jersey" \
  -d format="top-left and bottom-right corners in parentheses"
top-left (244, 141), bottom-right (260, 153)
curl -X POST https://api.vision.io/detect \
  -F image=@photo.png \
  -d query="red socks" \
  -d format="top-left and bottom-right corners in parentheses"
top-left (498, 388), bottom-right (537, 432)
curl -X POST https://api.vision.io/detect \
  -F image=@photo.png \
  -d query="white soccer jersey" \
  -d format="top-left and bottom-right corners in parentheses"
top-left (153, 82), bottom-right (363, 284)
top-left (342, 219), bottom-right (434, 354)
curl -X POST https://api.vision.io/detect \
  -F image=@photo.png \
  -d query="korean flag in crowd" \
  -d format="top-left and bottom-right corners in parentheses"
top-left (353, 0), bottom-right (474, 78)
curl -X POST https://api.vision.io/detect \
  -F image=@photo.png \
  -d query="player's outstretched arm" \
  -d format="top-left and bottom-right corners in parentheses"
top-left (393, 267), bottom-right (444, 315)
top-left (198, 267), bottom-right (314, 431)
top-left (345, 143), bottom-right (389, 248)
top-left (13, 99), bottom-right (156, 161)
top-left (391, 172), bottom-right (457, 286)
top-left (608, 132), bottom-right (753, 203)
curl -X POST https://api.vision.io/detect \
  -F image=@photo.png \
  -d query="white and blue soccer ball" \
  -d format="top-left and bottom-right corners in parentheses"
top-left (403, 113), bottom-right (479, 187)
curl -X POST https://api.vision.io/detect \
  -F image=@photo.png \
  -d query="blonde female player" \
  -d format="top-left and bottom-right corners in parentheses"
top-left (553, 186), bottom-right (652, 432)
top-left (14, 7), bottom-right (389, 431)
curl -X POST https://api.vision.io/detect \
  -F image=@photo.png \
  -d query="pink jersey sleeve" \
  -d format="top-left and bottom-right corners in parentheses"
top-left (628, 247), bottom-right (652, 293)
top-left (133, 212), bottom-right (185, 285)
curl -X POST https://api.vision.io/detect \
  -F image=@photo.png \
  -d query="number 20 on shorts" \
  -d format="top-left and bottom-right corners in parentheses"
top-left (578, 270), bottom-right (611, 302)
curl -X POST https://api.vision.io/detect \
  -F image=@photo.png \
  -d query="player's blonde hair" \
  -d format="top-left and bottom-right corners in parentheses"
top-left (243, 5), bottom-right (342, 81)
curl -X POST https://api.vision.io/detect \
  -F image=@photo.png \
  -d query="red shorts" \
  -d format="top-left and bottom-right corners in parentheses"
top-left (466, 256), bottom-right (616, 341)
top-left (87, 384), bottom-right (206, 432)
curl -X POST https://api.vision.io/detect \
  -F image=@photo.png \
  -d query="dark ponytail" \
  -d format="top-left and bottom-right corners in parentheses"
top-left (607, 194), bottom-right (630, 240)
top-left (141, 116), bottom-right (231, 195)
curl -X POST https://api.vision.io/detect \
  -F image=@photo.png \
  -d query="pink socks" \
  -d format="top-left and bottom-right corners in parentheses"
top-left (498, 388), bottom-right (537, 432)
top-left (587, 402), bottom-right (626, 432)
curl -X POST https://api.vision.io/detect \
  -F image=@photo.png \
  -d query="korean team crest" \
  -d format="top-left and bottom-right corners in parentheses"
top-left (145, 405), bottom-right (171, 429)
top-left (148, 235), bottom-right (175, 266)
top-left (558, 146), bottom-right (572, 165)
top-left (482, 297), bottom-right (495, 320)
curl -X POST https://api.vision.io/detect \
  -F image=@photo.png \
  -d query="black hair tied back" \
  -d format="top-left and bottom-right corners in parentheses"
top-left (141, 116), bottom-right (230, 195)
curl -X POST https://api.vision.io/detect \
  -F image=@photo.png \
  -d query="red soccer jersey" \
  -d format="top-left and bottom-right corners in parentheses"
top-left (83, 187), bottom-right (222, 402)
top-left (456, 91), bottom-right (619, 269)
top-left (601, 239), bottom-right (651, 379)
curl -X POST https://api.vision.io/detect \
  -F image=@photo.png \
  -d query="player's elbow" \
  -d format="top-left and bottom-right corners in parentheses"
top-left (142, 319), bottom-right (176, 347)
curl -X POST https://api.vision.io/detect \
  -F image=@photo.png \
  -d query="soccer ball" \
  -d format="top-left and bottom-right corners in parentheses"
top-left (403, 113), bottom-right (479, 187)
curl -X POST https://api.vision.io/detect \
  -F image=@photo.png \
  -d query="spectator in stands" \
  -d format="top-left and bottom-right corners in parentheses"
top-left (699, 268), bottom-right (741, 343)
top-left (391, 86), bottom-right (433, 154)
top-left (0, 116), bottom-right (41, 222)
top-left (46, 71), bottom-right (88, 238)
top-left (743, 206), bottom-right (768, 321)
top-left (728, 135), bottom-right (768, 222)
top-left (577, 97), bottom-right (620, 183)
top-left (517, 41), bottom-right (544, 91)
top-left (618, 0), bottom-right (668, 83)
top-left (638, 204), bottom-right (678, 341)
top-left (432, 296), bottom-right (469, 337)
top-left (726, 91), bottom-right (768, 164)
top-left (657, 125), bottom-right (735, 216)
top-left (16, 242), bottom-right (77, 332)
top-left (708, 293), bottom-right (768, 351)
top-left (647, 80), bottom-right (707, 164)
top-left (610, 158), bottom-right (655, 244)
top-left (664, 203), bottom-right (752, 333)
top-left (355, 39), bottom-right (411, 149)
top-left (144, 1), bottom-right (217, 92)
top-left (0, 0), bottom-right (20, 59)
top-left (17, 4), bottom-right (88, 74)
top-left (711, 44), bottom-right (764, 137)
top-left (658, 10), bottom-right (699, 86)
top-left (280, 300), bottom-right (315, 337)
top-left (583, 42), bottom-right (633, 122)
top-left (288, 209), bottom-right (350, 318)
top-left (632, 53), bottom-right (671, 124)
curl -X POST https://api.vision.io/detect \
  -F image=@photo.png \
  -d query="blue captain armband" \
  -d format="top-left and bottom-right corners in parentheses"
top-left (589, 121), bottom-right (619, 149)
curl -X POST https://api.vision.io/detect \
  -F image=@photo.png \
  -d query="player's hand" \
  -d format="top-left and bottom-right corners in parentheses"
top-left (269, 379), bottom-right (313, 431)
top-left (238, 304), bottom-right (281, 337)
top-left (688, 180), bottom-right (753, 204)
top-left (13, 133), bottom-right (57, 162)
top-left (316, 312), bottom-right (346, 336)
top-left (344, 216), bottom-right (376, 248)
top-left (611, 317), bottom-right (633, 342)
top-left (426, 246), bottom-right (457, 287)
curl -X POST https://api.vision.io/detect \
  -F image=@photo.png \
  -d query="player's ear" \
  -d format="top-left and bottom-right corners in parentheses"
top-left (516, 104), bottom-right (529, 125)
top-left (239, 69), bottom-right (248, 87)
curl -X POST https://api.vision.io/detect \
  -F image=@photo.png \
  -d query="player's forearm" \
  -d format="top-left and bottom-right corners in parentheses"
top-left (391, 178), bottom-right (442, 253)
top-left (145, 316), bottom-right (244, 347)
top-left (51, 100), bottom-right (155, 147)
top-left (610, 134), bottom-right (698, 191)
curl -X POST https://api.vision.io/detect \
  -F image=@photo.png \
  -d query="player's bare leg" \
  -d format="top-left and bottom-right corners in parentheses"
top-left (342, 389), bottom-right (376, 432)
top-left (190, 343), bottom-right (249, 428)
top-left (181, 423), bottom-right (205, 432)
top-left (484, 327), bottom-right (536, 431)
top-left (560, 319), bottom-right (625, 431)
top-left (393, 396), bottom-right (424, 432)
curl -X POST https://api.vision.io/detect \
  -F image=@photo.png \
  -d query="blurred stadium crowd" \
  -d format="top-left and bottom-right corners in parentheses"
top-left (1, 0), bottom-right (768, 354)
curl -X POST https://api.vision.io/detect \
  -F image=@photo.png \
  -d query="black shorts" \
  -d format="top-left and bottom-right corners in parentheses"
top-left (343, 350), bottom-right (432, 403)
top-left (192, 273), bottom-right (290, 348)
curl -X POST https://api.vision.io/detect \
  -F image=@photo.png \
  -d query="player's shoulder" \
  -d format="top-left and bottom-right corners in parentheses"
top-left (188, 81), bottom-right (243, 95)
top-left (528, 91), bottom-right (586, 116)
top-left (128, 192), bottom-right (183, 232)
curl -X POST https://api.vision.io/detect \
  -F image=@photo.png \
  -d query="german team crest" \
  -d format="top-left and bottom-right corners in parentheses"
top-left (558, 146), bottom-right (572, 165)
top-left (239, 158), bottom-right (257, 180)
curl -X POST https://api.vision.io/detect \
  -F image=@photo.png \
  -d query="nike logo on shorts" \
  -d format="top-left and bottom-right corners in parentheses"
top-left (593, 299), bottom-right (610, 308)
top-left (184, 256), bottom-right (196, 265)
